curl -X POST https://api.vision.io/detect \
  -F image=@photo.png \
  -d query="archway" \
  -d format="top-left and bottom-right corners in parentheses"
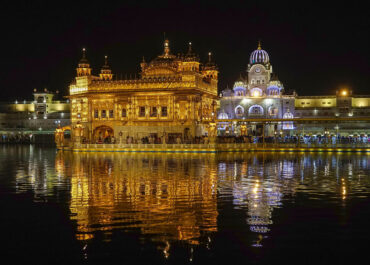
top-left (248, 105), bottom-right (264, 116)
top-left (93, 125), bottom-right (114, 143)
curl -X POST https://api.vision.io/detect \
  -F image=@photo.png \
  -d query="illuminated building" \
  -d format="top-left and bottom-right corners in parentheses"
top-left (68, 40), bottom-right (218, 143)
top-left (219, 41), bottom-right (296, 136)
top-left (219, 42), bottom-right (370, 136)
top-left (0, 89), bottom-right (70, 143)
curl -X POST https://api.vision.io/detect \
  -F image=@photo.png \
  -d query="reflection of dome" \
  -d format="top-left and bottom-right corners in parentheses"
top-left (249, 42), bottom-right (269, 65)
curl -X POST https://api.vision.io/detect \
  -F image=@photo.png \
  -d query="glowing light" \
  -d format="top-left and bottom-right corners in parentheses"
top-left (253, 91), bottom-right (260, 97)
top-left (341, 90), bottom-right (348, 96)
top-left (242, 98), bottom-right (250, 104)
top-left (265, 99), bottom-right (272, 104)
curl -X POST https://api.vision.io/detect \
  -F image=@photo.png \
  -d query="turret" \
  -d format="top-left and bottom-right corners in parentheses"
top-left (76, 48), bottom-right (92, 77)
top-left (99, 56), bottom-right (113, 81)
top-left (202, 52), bottom-right (218, 81)
top-left (183, 42), bottom-right (200, 72)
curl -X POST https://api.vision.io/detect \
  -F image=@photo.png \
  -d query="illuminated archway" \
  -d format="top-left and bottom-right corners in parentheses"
top-left (235, 105), bottom-right (244, 116)
top-left (93, 125), bottom-right (114, 141)
top-left (250, 87), bottom-right (262, 97)
top-left (248, 105), bottom-right (264, 116)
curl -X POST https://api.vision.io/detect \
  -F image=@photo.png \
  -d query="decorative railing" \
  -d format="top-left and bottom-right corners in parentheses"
top-left (70, 142), bottom-right (370, 150)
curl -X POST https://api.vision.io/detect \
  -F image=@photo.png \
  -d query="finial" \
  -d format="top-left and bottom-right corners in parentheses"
top-left (142, 56), bottom-right (146, 63)
top-left (188, 41), bottom-right (192, 52)
top-left (257, 40), bottom-right (261, 50)
top-left (208, 52), bottom-right (212, 62)
top-left (104, 55), bottom-right (108, 65)
top-left (82, 47), bottom-right (86, 58)
top-left (164, 39), bottom-right (170, 56)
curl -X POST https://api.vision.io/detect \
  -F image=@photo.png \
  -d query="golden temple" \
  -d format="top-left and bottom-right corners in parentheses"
top-left (68, 40), bottom-right (218, 144)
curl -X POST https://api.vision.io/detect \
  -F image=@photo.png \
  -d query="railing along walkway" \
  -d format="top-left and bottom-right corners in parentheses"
top-left (64, 142), bottom-right (370, 153)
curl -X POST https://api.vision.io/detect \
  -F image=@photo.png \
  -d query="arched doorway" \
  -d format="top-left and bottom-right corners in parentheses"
top-left (93, 125), bottom-right (114, 143)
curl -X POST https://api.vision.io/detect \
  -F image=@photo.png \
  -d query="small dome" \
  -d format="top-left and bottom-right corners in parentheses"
top-left (249, 42), bottom-right (269, 65)
top-left (233, 81), bottom-right (245, 89)
top-left (218, 110), bottom-right (229, 120)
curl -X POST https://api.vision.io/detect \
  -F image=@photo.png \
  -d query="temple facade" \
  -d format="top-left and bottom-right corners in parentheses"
top-left (219, 42), bottom-right (370, 137)
top-left (68, 40), bottom-right (218, 144)
top-left (218, 42), bottom-right (296, 136)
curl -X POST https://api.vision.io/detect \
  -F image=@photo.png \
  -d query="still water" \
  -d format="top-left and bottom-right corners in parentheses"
top-left (1, 145), bottom-right (369, 264)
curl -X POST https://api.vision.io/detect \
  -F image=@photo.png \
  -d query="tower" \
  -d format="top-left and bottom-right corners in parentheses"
top-left (202, 52), bottom-right (218, 82)
top-left (99, 56), bottom-right (113, 81)
top-left (76, 48), bottom-right (92, 77)
top-left (183, 42), bottom-right (200, 72)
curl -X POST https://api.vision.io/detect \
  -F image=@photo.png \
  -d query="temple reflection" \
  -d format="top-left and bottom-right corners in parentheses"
top-left (55, 152), bottom-right (218, 244)
top-left (51, 150), bottom-right (370, 250)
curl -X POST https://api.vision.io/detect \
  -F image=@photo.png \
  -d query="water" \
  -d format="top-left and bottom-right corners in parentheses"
top-left (1, 145), bottom-right (369, 264)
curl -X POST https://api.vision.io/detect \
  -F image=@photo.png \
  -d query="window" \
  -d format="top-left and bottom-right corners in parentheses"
top-left (94, 109), bottom-right (98, 118)
top-left (257, 80), bottom-right (260, 84)
top-left (150, 107), bottom-right (157, 117)
top-left (161, 106), bottom-right (167, 117)
top-left (101, 110), bottom-right (106, 118)
top-left (286, 101), bottom-right (289, 104)
top-left (322, 102), bottom-right (326, 104)
top-left (235, 106), bottom-right (244, 115)
top-left (77, 113), bottom-right (81, 118)
top-left (328, 102), bottom-right (332, 104)
top-left (109, 110), bottom-right (114, 118)
top-left (301, 102), bottom-right (305, 105)
top-left (121, 108), bottom-right (127, 117)
top-left (139, 107), bottom-right (145, 117)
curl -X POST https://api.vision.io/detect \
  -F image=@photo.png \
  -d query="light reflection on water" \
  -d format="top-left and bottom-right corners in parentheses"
top-left (1, 146), bottom-right (370, 262)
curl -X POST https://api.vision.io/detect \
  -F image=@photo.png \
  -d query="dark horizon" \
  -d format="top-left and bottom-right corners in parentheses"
top-left (1, 1), bottom-right (369, 101)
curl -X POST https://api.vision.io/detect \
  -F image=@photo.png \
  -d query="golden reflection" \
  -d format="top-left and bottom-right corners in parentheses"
top-left (51, 151), bottom-right (370, 250)
top-left (56, 152), bottom-right (218, 245)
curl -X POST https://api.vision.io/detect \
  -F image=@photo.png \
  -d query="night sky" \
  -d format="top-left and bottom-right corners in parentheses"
top-left (1, 1), bottom-right (369, 101)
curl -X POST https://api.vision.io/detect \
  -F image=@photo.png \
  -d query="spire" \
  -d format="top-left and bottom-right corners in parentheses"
top-left (77, 47), bottom-right (91, 76)
top-left (187, 42), bottom-right (192, 54)
top-left (100, 55), bottom-right (112, 80)
top-left (257, 40), bottom-right (262, 50)
top-left (142, 56), bottom-right (146, 63)
top-left (208, 52), bottom-right (212, 63)
top-left (164, 39), bottom-right (170, 57)
top-left (79, 47), bottom-right (89, 64)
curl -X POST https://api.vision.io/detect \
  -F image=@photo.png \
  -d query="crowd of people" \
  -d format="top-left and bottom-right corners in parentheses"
top-left (89, 134), bottom-right (370, 146)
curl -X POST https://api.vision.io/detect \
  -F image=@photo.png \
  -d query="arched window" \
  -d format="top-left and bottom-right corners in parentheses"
top-left (268, 106), bottom-right (278, 116)
top-left (235, 105), bottom-right (244, 116)
top-left (248, 105), bottom-right (264, 116)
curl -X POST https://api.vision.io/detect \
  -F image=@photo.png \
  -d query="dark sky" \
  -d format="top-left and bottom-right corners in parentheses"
top-left (0, 1), bottom-right (369, 101)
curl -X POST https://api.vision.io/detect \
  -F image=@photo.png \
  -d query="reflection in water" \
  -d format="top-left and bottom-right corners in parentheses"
top-left (4, 145), bottom-right (370, 261)
top-left (56, 152), bottom-right (219, 247)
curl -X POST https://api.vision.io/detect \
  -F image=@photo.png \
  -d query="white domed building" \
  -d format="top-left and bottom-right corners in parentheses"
top-left (219, 42), bottom-right (296, 136)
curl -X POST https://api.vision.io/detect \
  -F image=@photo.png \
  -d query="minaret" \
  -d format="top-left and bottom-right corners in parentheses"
top-left (202, 52), bottom-right (218, 81)
top-left (76, 48), bottom-right (92, 77)
top-left (100, 56), bottom-right (113, 81)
